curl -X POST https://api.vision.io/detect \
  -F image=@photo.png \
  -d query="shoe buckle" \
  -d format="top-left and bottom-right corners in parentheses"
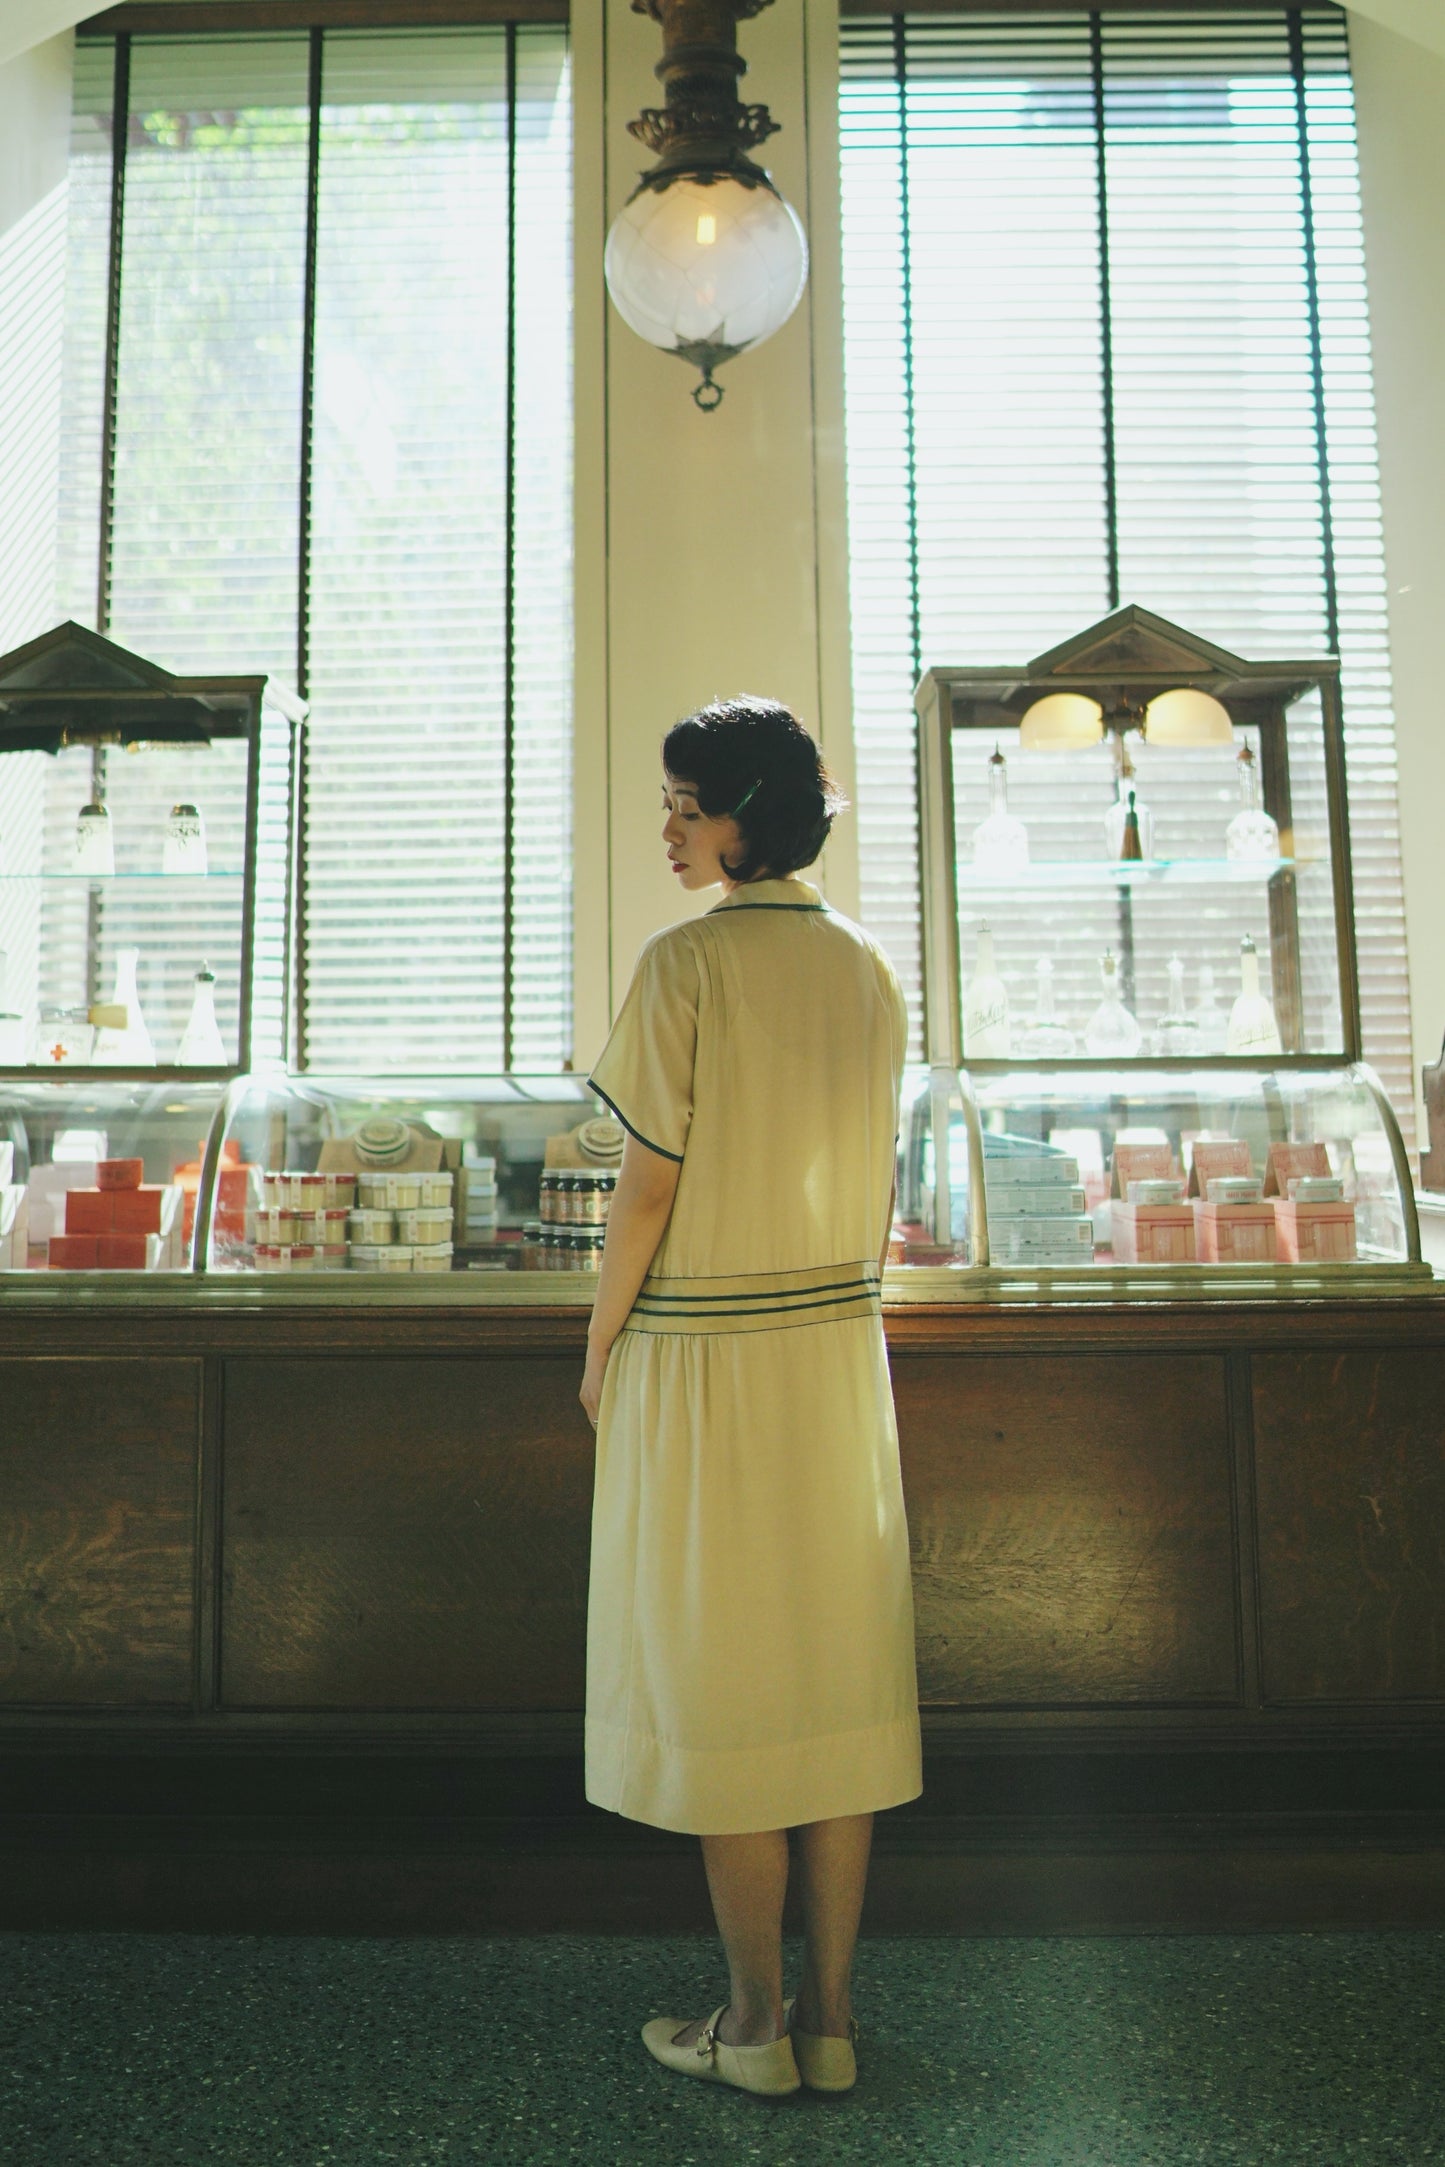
top-left (697, 2024), bottom-right (717, 2061)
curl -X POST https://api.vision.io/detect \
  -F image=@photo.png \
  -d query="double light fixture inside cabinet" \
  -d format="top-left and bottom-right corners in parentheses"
top-left (604, 0), bottom-right (809, 410)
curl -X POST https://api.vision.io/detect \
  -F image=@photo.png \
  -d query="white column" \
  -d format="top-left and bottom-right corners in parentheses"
top-left (1350, 12), bottom-right (1445, 1128)
top-left (571, 0), bottom-right (855, 1063)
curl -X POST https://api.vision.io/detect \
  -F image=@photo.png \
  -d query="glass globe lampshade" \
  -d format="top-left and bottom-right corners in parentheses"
top-left (1143, 687), bottom-right (1234, 746)
top-left (604, 175), bottom-right (808, 408)
top-left (1018, 692), bottom-right (1104, 749)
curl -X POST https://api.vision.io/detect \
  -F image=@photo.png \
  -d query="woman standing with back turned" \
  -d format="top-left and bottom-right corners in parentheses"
top-left (579, 696), bottom-right (921, 2100)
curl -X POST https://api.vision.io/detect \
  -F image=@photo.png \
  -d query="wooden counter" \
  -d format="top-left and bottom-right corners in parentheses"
top-left (2, 1290), bottom-right (1443, 1930)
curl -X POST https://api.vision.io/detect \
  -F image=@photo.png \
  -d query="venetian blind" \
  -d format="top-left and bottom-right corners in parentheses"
top-left (57, 23), bottom-right (573, 1072)
top-left (839, 6), bottom-right (1411, 1131)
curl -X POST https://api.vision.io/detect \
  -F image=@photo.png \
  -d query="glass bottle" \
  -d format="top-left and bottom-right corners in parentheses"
top-left (1192, 963), bottom-right (1230, 1055)
top-left (92, 946), bottom-right (156, 1065)
top-left (0, 948), bottom-right (25, 1064)
top-left (1018, 957), bottom-right (1077, 1058)
top-left (1118, 788), bottom-right (1144, 863)
top-left (971, 745), bottom-right (1030, 873)
top-left (963, 921), bottom-right (1011, 1058)
top-left (1226, 934), bottom-right (1283, 1055)
top-left (1224, 744), bottom-right (1280, 862)
top-left (1155, 955), bottom-right (1201, 1057)
top-left (162, 802), bottom-right (209, 877)
top-left (74, 801), bottom-right (115, 878)
top-left (1083, 948), bottom-right (1142, 1058)
top-left (176, 962), bottom-right (227, 1065)
top-left (1103, 751), bottom-right (1154, 861)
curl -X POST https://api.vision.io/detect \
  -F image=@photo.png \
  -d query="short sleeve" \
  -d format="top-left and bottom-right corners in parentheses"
top-left (588, 930), bottom-right (699, 1163)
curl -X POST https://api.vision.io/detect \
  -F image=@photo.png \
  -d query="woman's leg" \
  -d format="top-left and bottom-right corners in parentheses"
top-left (793, 1812), bottom-right (874, 2036)
top-left (671, 1829), bottom-right (790, 2049)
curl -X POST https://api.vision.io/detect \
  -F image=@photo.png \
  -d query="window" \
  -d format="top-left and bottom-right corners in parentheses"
top-left (839, 5), bottom-right (1410, 1130)
top-left (57, 21), bottom-right (572, 1071)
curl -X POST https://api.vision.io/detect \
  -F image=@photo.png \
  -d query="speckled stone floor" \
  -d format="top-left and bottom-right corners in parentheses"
top-left (2, 1931), bottom-right (1440, 2167)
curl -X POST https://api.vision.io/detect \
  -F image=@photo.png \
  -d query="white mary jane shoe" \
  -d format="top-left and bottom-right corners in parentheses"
top-left (784, 1997), bottom-right (859, 2092)
top-left (641, 2004), bottom-right (802, 2097)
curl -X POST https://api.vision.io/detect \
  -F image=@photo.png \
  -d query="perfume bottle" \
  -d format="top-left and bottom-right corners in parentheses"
top-left (92, 946), bottom-right (156, 1065)
top-left (1018, 957), bottom-right (1078, 1058)
top-left (176, 962), bottom-right (227, 1064)
top-left (971, 745), bottom-right (1030, 874)
top-left (1226, 936), bottom-right (1283, 1055)
top-left (1192, 964), bottom-right (1230, 1054)
top-left (0, 948), bottom-right (25, 1065)
top-left (162, 802), bottom-right (208, 877)
top-left (1083, 949), bottom-right (1142, 1058)
top-left (74, 801), bottom-right (115, 877)
top-left (963, 921), bottom-right (1011, 1058)
top-left (1155, 955), bottom-right (1202, 1057)
top-left (1103, 752), bottom-right (1154, 860)
top-left (1118, 788), bottom-right (1144, 863)
top-left (1225, 745), bottom-right (1281, 862)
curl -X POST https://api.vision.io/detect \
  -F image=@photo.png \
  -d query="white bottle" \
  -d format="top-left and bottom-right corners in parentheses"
top-left (1083, 949), bottom-right (1142, 1058)
top-left (1103, 765), bottom-right (1155, 860)
top-left (1226, 935), bottom-right (1283, 1056)
top-left (963, 921), bottom-right (1011, 1058)
top-left (92, 946), bottom-right (156, 1065)
top-left (1018, 957), bottom-right (1077, 1058)
top-left (0, 948), bottom-right (25, 1065)
top-left (1225, 745), bottom-right (1280, 862)
top-left (971, 745), bottom-right (1030, 873)
top-left (176, 962), bottom-right (227, 1065)
top-left (1192, 963), bottom-right (1230, 1055)
top-left (1155, 955), bottom-right (1201, 1057)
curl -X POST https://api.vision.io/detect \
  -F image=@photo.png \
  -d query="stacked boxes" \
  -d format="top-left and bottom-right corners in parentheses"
top-left (458, 1151), bottom-right (500, 1247)
top-left (1266, 1142), bottom-right (1357, 1262)
top-left (984, 1152), bottom-right (1094, 1264)
top-left (50, 1159), bottom-right (185, 1270)
top-left (346, 1169), bottom-right (455, 1273)
top-left (1188, 1141), bottom-right (1277, 1264)
top-left (1109, 1145), bottom-right (1195, 1264)
top-left (252, 1169), bottom-right (356, 1270)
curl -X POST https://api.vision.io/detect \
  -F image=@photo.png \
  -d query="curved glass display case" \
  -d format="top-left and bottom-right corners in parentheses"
top-left (893, 1060), bottom-right (1426, 1295)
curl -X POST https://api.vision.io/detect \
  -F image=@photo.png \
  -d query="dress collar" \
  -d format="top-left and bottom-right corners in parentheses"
top-left (708, 876), bottom-right (826, 914)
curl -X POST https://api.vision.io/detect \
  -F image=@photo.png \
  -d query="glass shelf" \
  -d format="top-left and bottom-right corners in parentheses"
top-left (957, 856), bottom-right (1300, 888)
top-left (0, 870), bottom-right (246, 883)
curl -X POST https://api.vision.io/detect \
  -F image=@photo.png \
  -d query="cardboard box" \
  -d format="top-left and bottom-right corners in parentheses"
top-left (1264, 1142), bottom-right (1357, 1261)
top-left (1109, 1145), bottom-right (1195, 1264)
top-left (48, 1234), bottom-right (98, 1268)
top-left (1, 1183), bottom-right (29, 1270)
top-left (97, 1233), bottom-right (148, 1269)
top-left (65, 1188), bottom-right (115, 1235)
top-left (1188, 1141), bottom-right (1277, 1264)
top-left (110, 1183), bottom-right (183, 1236)
top-left (97, 1157), bottom-right (144, 1190)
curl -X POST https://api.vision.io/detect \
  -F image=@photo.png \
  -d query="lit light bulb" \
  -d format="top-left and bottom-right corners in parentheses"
top-left (696, 213), bottom-right (717, 246)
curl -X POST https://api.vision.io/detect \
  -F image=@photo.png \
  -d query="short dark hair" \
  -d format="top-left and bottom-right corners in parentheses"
top-left (662, 697), bottom-right (847, 883)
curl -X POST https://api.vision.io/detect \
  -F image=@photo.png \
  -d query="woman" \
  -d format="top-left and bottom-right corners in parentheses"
top-left (579, 697), bottom-right (921, 2100)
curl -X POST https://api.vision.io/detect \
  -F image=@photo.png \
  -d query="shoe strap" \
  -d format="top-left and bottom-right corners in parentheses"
top-left (697, 2004), bottom-right (728, 2061)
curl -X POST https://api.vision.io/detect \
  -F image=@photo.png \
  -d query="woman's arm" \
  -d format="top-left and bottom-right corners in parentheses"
top-left (579, 1135), bottom-right (682, 1427)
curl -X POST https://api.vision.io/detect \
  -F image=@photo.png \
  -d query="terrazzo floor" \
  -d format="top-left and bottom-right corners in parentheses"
top-left (1, 1930), bottom-right (1440, 2167)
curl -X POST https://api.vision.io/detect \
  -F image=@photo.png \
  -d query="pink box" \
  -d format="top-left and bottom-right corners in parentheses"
top-left (1275, 1201), bottom-right (1357, 1262)
top-left (1110, 1144), bottom-right (1195, 1263)
top-left (1194, 1207), bottom-right (1277, 1263)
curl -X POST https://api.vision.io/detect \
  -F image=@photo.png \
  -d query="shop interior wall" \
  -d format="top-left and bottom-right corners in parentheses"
top-left (570, 0), bottom-right (857, 1062)
top-left (1, 6), bottom-right (1441, 1124)
top-left (1348, 5), bottom-right (1445, 1133)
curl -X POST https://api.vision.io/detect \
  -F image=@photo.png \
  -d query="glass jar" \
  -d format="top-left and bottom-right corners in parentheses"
top-left (539, 1171), bottom-right (562, 1225)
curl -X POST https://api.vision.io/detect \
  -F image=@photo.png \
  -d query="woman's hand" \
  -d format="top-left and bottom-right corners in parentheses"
top-left (580, 1335), bottom-right (611, 1429)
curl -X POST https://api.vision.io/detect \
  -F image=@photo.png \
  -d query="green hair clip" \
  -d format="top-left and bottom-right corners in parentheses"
top-left (730, 777), bottom-right (762, 817)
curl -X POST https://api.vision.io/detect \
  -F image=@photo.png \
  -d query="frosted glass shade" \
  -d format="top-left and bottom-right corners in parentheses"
top-left (1143, 687), bottom-right (1234, 746)
top-left (1018, 692), bottom-right (1103, 748)
top-left (604, 176), bottom-right (808, 363)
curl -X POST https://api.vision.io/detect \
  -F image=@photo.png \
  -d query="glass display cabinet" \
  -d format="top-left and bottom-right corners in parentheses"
top-left (0, 620), bottom-right (302, 1083)
top-left (906, 605), bottom-right (1426, 1292)
top-left (0, 1069), bottom-right (624, 1288)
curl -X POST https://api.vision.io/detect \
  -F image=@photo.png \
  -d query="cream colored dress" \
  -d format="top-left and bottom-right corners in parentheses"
top-left (585, 875), bottom-right (922, 1836)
